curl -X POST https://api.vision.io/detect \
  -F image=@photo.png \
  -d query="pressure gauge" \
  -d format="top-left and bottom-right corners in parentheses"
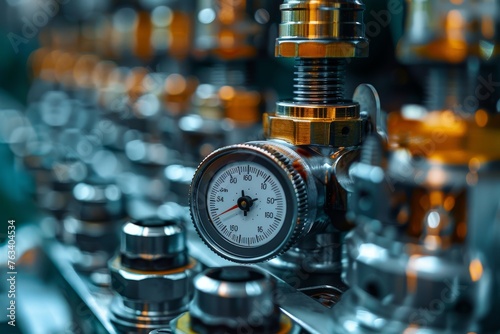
top-left (189, 142), bottom-right (316, 263)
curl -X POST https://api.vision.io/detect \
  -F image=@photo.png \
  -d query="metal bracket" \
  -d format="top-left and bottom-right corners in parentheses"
top-left (353, 84), bottom-right (387, 142)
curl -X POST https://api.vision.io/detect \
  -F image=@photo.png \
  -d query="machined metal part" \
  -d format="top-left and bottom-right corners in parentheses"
top-left (265, 102), bottom-right (363, 146)
top-left (190, 0), bottom-right (377, 271)
top-left (264, 232), bottom-right (349, 290)
top-left (332, 134), bottom-right (500, 333)
top-left (183, 232), bottom-right (340, 334)
top-left (119, 218), bottom-right (188, 270)
top-left (353, 84), bottom-right (386, 142)
top-left (276, 0), bottom-right (369, 58)
top-left (62, 177), bottom-right (124, 271)
top-left (267, 232), bottom-right (343, 274)
top-left (171, 266), bottom-right (296, 334)
top-left (109, 218), bottom-right (201, 334)
top-left (264, 59), bottom-right (363, 146)
top-left (267, 0), bottom-right (372, 148)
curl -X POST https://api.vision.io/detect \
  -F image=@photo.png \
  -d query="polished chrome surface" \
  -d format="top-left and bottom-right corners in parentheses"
top-left (109, 218), bottom-right (201, 334)
top-left (121, 218), bottom-right (187, 269)
top-left (190, 267), bottom-right (280, 330)
top-left (276, 0), bottom-right (369, 58)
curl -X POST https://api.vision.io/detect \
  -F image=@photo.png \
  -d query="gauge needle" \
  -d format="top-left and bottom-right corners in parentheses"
top-left (216, 191), bottom-right (260, 218)
top-left (216, 204), bottom-right (239, 217)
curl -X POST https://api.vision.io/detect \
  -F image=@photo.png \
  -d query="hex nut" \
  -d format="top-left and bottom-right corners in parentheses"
top-left (275, 40), bottom-right (369, 58)
top-left (264, 102), bottom-right (364, 147)
top-left (109, 256), bottom-right (199, 303)
top-left (265, 115), bottom-right (363, 147)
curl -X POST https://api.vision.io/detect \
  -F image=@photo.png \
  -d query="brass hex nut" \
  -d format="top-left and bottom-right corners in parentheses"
top-left (264, 102), bottom-right (364, 147)
top-left (264, 113), bottom-right (364, 147)
top-left (109, 256), bottom-right (200, 303)
top-left (275, 40), bottom-right (369, 58)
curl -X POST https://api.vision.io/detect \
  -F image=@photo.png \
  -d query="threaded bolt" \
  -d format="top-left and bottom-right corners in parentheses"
top-left (293, 58), bottom-right (347, 104)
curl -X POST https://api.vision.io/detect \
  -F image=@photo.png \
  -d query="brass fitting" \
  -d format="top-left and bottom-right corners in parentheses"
top-left (276, 40), bottom-right (368, 58)
top-left (264, 103), bottom-right (363, 146)
top-left (266, 1), bottom-right (369, 146)
top-left (275, 0), bottom-right (368, 58)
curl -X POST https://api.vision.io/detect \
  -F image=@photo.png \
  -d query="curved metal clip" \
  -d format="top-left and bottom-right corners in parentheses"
top-left (353, 84), bottom-right (387, 143)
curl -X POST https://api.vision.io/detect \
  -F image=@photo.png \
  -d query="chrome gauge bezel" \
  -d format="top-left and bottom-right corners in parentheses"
top-left (190, 145), bottom-right (301, 263)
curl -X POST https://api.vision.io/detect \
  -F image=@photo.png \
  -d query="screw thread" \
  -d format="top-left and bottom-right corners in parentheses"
top-left (293, 58), bottom-right (347, 104)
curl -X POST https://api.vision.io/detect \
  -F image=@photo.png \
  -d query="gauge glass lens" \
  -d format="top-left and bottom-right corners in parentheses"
top-left (207, 161), bottom-right (286, 248)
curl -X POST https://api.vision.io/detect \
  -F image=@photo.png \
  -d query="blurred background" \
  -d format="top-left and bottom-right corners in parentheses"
top-left (1, 0), bottom-right (499, 333)
top-left (0, 0), bottom-right (410, 227)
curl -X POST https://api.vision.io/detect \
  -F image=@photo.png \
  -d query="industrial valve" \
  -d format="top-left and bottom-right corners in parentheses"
top-left (189, 0), bottom-right (384, 266)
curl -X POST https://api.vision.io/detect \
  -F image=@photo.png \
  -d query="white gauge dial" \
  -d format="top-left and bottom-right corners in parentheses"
top-left (190, 143), bottom-right (309, 263)
top-left (208, 161), bottom-right (286, 247)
